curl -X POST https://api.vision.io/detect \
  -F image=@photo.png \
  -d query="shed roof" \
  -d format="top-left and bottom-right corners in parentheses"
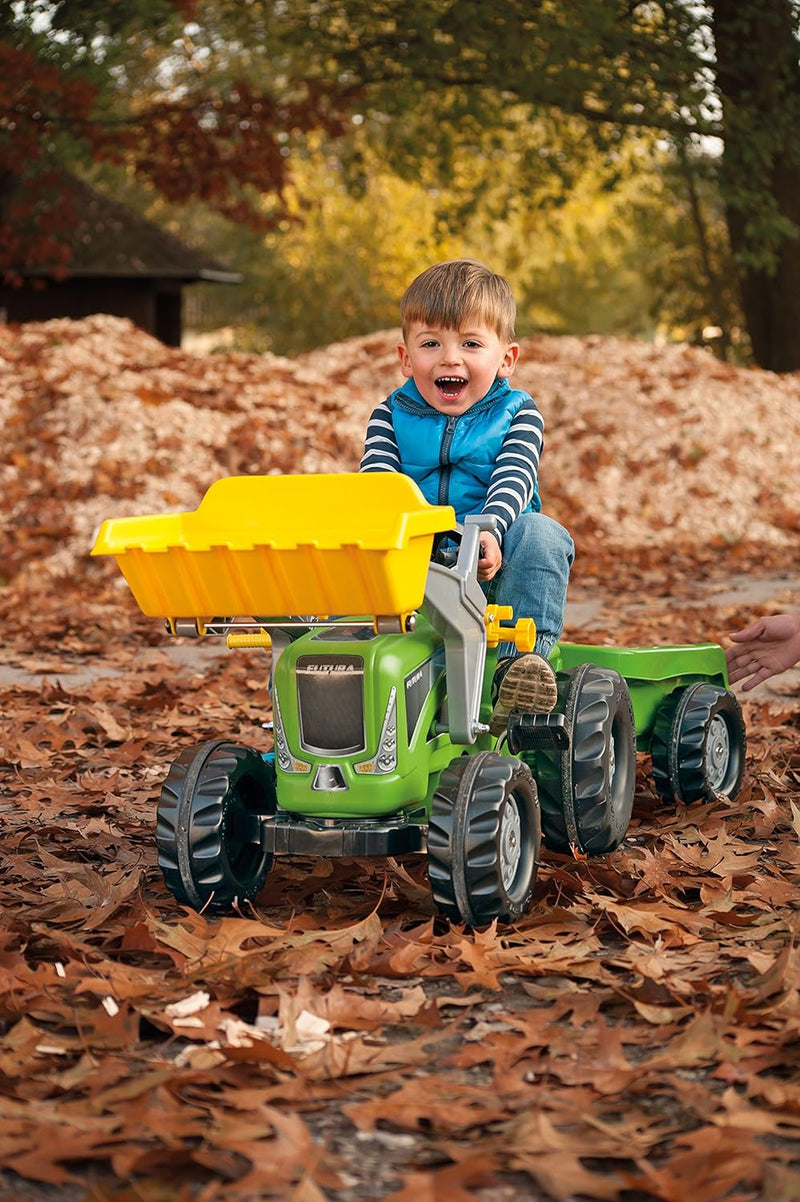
top-left (6, 170), bottom-right (242, 284)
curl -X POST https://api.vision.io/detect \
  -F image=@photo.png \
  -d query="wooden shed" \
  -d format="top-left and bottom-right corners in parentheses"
top-left (0, 172), bottom-right (242, 347)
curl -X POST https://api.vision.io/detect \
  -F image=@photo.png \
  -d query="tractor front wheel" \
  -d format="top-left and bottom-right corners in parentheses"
top-left (157, 740), bottom-right (276, 912)
top-left (427, 751), bottom-right (541, 926)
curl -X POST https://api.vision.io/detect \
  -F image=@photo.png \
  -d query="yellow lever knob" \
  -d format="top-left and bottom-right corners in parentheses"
top-left (483, 607), bottom-right (537, 652)
top-left (512, 618), bottom-right (536, 653)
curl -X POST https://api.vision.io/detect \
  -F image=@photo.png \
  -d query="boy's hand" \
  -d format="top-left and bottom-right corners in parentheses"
top-left (477, 533), bottom-right (502, 581)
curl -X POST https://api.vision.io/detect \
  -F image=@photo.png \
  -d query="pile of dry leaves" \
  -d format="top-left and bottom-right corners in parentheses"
top-left (2, 314), bottom-right (800, 587)
top-left (2, 315), bottom-right (800, 1202)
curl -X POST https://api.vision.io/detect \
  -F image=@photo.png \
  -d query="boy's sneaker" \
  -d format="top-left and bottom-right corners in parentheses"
top-left (489, 653), bottom-right (558, 736)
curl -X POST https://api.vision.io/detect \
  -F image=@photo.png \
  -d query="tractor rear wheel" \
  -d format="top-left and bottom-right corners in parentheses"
top-left (651, 683), bottom-right (746, 803)
top-left (157, 740), bottom-right (276, 912)
top-left (427, 751), bottom-right (540, 926)
top-left (534, 664), bottom-right (637, 855)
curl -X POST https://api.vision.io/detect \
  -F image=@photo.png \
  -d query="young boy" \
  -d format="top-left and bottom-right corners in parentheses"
top-left (360, 258), bottom-right (574, 734)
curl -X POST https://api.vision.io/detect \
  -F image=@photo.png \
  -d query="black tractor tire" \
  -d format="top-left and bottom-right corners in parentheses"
top-left (157, 740), bottom-right (277, 912)
top-left (427, 751), bottom-right (541, 926)
top-left (650, 683), bottom-right (746, 804)
top-left (534, 663), bottom-right (637, 855)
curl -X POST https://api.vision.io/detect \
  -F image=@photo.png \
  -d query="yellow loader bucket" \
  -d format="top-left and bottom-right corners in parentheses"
top-left (91, 473), bottom-right (455, 621)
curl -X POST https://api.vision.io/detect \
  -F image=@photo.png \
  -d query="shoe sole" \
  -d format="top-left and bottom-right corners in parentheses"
top-left (489, 655), bottom-right (558, 735)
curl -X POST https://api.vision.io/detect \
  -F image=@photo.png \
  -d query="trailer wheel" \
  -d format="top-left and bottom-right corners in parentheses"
top-left (651, 683), bottom-right (746, 803)
top-left (427, 751), bottom-right (540, 926)
top-left (157, 740), bottom-right (276, 912)
top-left (535, 664), bottom-right (637, 855)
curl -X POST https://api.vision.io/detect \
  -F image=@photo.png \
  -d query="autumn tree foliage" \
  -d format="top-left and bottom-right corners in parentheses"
top-left (0, 0), bottom-right (350, 272)
top-left (3, 0), bottom-right (800, 370)
top-left (257, 0), bottom-right (800, 371)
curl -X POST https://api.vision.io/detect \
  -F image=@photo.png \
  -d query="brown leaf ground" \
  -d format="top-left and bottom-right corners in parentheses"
top-left (2, 318), bottom-right (800, 1201)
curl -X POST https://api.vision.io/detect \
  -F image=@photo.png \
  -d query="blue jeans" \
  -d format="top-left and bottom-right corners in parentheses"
top-left (485, 512), bottom-right (575, 660)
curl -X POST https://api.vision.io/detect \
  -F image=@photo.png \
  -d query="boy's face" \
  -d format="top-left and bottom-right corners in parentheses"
top-left (398, 319), bottom-right (519, 416)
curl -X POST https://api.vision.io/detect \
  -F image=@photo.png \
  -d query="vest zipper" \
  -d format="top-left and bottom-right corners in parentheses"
top-left (438, 414), bottom-right (458, 507)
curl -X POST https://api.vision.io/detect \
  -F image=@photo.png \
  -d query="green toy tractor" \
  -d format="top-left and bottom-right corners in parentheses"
top-left (92, 472), bottom-right (746, 926)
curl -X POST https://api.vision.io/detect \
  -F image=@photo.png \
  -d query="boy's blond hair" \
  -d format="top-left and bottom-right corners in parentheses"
top-left (400, 259), bottom-right (516, 343)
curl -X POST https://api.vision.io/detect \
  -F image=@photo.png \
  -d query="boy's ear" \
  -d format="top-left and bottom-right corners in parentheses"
top-left (497, 342), bottom-right (520, 378)
top-left (397, 342), bottom-right (414, 378)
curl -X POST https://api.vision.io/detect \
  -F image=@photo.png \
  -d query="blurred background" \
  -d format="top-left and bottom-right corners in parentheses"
top-left (1, 1), bottom-right (798, 368)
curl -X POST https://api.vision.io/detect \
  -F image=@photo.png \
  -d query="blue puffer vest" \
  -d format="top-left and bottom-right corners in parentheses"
top-left (385, 376), bottom-right (542, 521)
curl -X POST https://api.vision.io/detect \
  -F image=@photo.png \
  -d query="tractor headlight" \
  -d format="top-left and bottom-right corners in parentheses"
top-left (354, 687), bottom-right (398, 775)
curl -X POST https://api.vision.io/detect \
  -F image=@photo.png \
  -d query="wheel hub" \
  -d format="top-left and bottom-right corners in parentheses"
top-left (500, 796), bottom-right (522, 890)
top-left (706, 714), bottom-right (730, 789)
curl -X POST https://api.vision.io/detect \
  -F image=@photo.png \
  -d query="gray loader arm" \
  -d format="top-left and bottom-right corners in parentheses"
top-left (420, 515), bottom-right (495, 744)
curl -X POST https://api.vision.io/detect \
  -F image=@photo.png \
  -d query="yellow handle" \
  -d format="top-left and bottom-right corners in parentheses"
top-left (484, 607), bottom-right (536, 652)
top-left (226, 632), bottom-right (272, 649)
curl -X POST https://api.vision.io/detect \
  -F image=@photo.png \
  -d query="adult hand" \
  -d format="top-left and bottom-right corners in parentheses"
top-left (477, 533), bottom-right (502, 582)
top-left (725, 613), bottom-right (800, 690)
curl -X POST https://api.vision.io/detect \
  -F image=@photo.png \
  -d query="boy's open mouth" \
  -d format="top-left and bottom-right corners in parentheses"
top-left (435, 375), bottom-right (468, 400)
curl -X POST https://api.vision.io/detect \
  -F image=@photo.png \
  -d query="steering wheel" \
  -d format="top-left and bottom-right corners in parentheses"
top-left (431, 528), bottom-right (463, 567)
top-left (431, 527), bottom-right (489, 569)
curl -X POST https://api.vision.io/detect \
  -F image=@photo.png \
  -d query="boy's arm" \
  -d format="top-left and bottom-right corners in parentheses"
top-left (360, 401), bottom-right (401, 473)
top-left (483, 399), bottom-right (544, 545)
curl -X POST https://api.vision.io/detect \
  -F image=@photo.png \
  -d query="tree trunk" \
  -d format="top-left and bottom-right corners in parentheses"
top-left (711, 0), bottom-right (800, 372)
top-left (726, 164), bottom-right (800, 373)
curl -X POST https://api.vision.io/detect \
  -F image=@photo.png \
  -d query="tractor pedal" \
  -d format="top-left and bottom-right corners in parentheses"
top-left (506, 711), bottom-right (570, 753)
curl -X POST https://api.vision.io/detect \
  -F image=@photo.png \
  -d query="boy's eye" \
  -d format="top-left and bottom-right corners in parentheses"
top-left (463, 340), bottom-right (481, 348)
top-left (421, 340), bottom-right (439, 348)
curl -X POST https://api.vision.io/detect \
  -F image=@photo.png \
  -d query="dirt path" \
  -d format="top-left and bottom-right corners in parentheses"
top-left (4, 571), bottom-right (800, 695)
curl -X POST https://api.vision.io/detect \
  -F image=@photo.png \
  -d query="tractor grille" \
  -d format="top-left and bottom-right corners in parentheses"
top-left (296, 655), bottom-right (365, 754)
